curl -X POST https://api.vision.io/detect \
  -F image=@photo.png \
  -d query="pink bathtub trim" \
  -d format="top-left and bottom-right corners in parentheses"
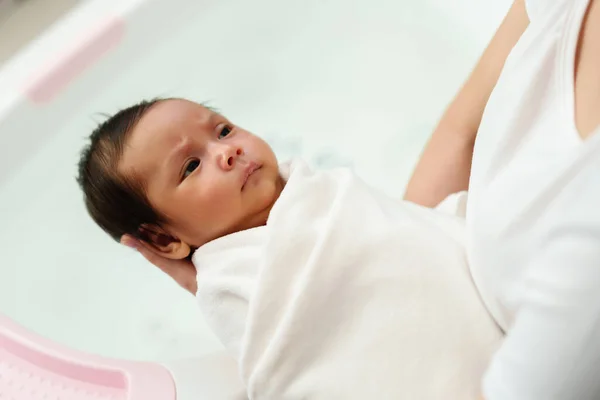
top-left (0, 314), bottom-right (176, 399)
top-left (0, 331), bottom-right (127, 389)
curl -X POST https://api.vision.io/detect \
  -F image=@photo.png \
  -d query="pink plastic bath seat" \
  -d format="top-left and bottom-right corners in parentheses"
top-left (0, 314), bottom-right (175, 400)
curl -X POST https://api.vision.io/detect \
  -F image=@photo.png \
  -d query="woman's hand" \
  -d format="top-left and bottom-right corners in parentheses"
top-left (121, 234), bottom-right (198, 295)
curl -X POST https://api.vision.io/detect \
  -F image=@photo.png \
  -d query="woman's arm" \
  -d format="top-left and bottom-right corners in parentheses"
top-left (404, 0), bottom-right (529, 207)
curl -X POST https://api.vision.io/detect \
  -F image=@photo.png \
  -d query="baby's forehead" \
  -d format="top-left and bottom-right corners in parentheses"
top-left (131, 100), bottom-right (217, 146)
top-left (118, 100), bottom-right (215, 181)
top-left (140, 99), bottom-right (213, 128)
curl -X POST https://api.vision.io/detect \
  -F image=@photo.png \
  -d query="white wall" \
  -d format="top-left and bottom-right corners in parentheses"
top-left (0, 0), bottom-right (511, 362)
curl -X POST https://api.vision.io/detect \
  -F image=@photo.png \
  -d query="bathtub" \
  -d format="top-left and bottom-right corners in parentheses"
top-left (0, 0), bottom-right (511, 394)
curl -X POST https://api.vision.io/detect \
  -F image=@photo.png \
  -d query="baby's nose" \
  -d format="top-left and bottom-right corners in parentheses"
top-left (220, 147), bottom-right (243, 170)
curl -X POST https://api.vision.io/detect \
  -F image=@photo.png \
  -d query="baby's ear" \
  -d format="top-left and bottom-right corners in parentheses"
top-left (137, 224), bottom-right (191, 260)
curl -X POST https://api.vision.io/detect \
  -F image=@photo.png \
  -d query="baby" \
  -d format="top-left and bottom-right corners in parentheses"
top-left (78, 98), bottom-right (285, 260)
top-left (78, 98), bottom-right (501, 400)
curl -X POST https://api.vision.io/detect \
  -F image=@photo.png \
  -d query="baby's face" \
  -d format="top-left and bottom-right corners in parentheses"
top-left (119, 99), bottom-right (282, 251)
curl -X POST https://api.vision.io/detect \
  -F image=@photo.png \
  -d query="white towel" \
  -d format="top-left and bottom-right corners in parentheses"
top-left (193, 160), bottom-right (501, 399)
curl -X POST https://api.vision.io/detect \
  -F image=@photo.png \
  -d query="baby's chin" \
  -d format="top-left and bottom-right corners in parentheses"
top-left (243, 173), bottom-right (285, 228)
top-left (258, 177), bottom-right (285, 215)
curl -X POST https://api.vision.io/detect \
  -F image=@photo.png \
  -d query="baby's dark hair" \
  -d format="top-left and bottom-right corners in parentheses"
top-left (77, 98), bottom-right (166, 243)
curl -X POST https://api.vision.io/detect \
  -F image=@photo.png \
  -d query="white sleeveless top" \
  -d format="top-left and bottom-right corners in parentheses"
top-left (466, 0), bottom-right (600, 398)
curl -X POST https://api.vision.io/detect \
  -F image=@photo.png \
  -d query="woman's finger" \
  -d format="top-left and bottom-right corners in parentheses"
top-left (139, 246), bottom-right (198, 294)
top-left (120, 234), bottom-right (197, 294)
top-left (120, 234), bottom-right (139, 249)
top-left (121, 235), bottom-right (174, 270)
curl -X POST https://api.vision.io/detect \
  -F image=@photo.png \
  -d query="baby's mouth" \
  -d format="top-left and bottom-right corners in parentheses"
top-left (241, 162), bottom-right (261, 190)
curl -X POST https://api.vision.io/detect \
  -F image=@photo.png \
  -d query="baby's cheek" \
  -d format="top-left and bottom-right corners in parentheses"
top-left (197, 187), bottom-right (238, 219)
top-left (247, 137), bottom-right (275, 158)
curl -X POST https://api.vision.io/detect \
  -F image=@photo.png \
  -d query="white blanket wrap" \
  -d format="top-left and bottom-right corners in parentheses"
top-left (193, 160), bottom-right (501, 399)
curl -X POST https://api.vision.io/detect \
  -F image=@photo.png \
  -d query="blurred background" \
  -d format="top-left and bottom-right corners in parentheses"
top-left (0, 0), bottom-right (80, 63)
top-left (0, 0), bottom-right (511, 363)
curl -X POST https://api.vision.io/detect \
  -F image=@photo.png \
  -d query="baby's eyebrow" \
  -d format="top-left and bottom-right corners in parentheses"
top-left (199, 111), bottom-right (222, 127)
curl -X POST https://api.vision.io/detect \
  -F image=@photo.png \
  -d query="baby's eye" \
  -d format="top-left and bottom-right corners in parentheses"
top-left (183, 159), bottom-right (200, 179)
top-left (218, 125), bottom-right (232, 139)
